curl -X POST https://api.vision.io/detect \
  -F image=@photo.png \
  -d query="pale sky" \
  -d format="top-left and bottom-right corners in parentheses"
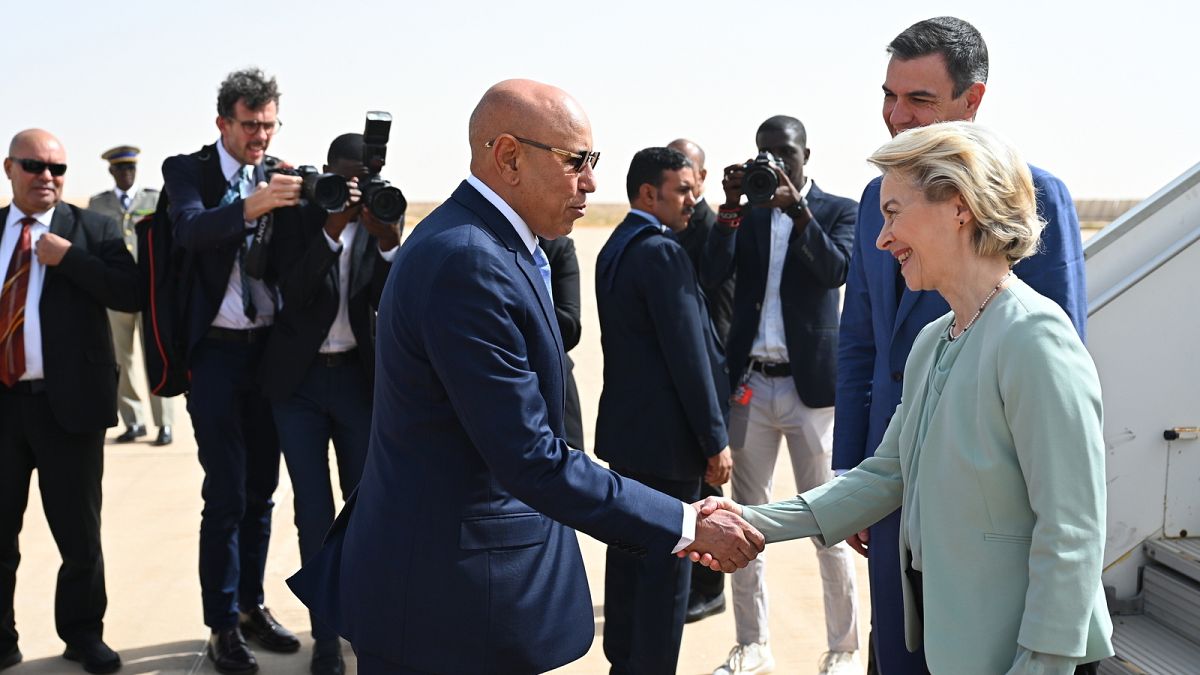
top-left (3, 0), bottom-right (1196, 206)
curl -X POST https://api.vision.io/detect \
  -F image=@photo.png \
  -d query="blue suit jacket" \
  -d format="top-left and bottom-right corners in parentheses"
top-left (700, 182), bottom-right (857, 408)
top-left (287, 182), bottom-right (683, 674)
top-left (594, 212), bottom-right (729, 480)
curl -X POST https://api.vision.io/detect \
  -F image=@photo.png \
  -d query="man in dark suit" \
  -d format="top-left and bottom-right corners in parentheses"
top-left (1, 129), bottom-right (138, 674)
top-left (595, 146), bottom-right (731, 674)
top-left (701, 116), bottom-right (861, 675)
top-left (668, 137), bottom-right (737, 624)
top-left (288, 79), bottom-right (765, 675)
top-left (539, 235), bottom-right (585, 450)
top-left (88, 145), bottom-right (174, 446)
top-left (258, 132), bottom-right (398, 675)
top-left (832, 17), bottom-right (1088, 675)
top-left (161, 68), bottom-right (303, 674)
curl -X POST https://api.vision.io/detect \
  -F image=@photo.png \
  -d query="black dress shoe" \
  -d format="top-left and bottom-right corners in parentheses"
top-left (239, 606), bottom-right (300, 654)
top-left (311, 649), bottom-right (345, 675)
top-left (114, 424), bottom-right (146, 443)
top-left (0, 645), bottom-right (21, 671)
top-left (208, 627), bottom-right (258, 674)
top-left (685, 590), bottom-right (727, 623)
top-left (153, 425), bottom-right (173, 446)
top-left (63, 639), bottom-right (121, 674)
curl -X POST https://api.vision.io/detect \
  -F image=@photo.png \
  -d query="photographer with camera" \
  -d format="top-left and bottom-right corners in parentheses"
top-left (700, 115), bottom-right (861, 675)
top-left (161, 67), bottom-right (303, 674)
top-left (258, 129), bottom-right (401, 675)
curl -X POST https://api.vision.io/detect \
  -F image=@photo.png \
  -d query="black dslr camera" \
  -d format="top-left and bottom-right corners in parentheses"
top-left (263, 162), bottom-right (350, 212)
top-left (360, 111), bottom-right (407, 224)
top-left (741, 151), bottom-right (787, 205)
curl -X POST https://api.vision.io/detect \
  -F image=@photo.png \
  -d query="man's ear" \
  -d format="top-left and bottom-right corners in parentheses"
top-left (803, 147), bottom-right (811, 165)
top-left (636, 182), bottom-right (657, 208)
top-left (963, 82), bottom-right (986, 119)
top-left (216, 115), bottom-right (228, 135)
top-left (493, 135), bottom-right (522, 186)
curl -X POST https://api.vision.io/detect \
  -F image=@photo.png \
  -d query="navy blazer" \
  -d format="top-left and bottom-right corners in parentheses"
top-left (288, 182), bottom-right (683, 674)
top-left (257, 204), bottom-right (392, 401)
top-left (0, 204), bottom-right (138, 432)
top-left (594, 212), bottom-right (729, 481)
top-left (831, 167), bottom-right (1087, 473)
top-left (160, 144), bottom-right (296, 356)
top-left (700, 182), bottom-right (857, 408)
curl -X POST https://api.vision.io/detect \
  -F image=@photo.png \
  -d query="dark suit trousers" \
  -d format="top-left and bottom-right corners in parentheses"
top-left (271, 358), bottom-right (370, 643)
top-left (603, 468), bottom-right (699, 675)
top-left (0, 387), bottom-right (107, 649)
top-left (187, 337), bottom-right (280, 629)
top-left (869, 509), bottom-right (929, 674)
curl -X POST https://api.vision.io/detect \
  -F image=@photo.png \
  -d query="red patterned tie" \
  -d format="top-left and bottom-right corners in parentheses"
top-left (0, 217), bottom-right (35, 387)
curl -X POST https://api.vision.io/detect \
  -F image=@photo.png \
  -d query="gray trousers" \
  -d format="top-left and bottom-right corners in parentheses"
top-left (728, 371), bottom-right (858, 651)
top-left (108, 309), bottom-right (173, 428)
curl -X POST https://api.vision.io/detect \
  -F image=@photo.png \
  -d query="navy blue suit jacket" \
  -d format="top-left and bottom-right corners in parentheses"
top-left (594, 212), bottom-right (729, 481)
top-left (832, 167), bottom-right (1086, 472)
top-left (161, 144), bottom-right (295, 357)
top-left (287, 182), bottom-right (683, 674)
top-left (700, 182), bottom-right (857, 408)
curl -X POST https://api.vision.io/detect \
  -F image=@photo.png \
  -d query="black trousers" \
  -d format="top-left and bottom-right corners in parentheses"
top-left (906, 567), bottom-right (1099, 675)
top-left (603, 467), bottom-right (700, 675)
top-left (0, 386), bottom-right (107, 650)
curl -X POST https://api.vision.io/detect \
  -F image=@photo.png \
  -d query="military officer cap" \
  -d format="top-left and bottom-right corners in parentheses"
top-left (101, 145), bottom-right (141, 165)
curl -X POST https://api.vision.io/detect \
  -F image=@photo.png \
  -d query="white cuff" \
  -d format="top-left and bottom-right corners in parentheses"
top-left (323, 230), bottom-right (343, 252)
top-left (378, 244), bottom-right (398, 262)
top-left (671, 502), bottom-right (696, 554)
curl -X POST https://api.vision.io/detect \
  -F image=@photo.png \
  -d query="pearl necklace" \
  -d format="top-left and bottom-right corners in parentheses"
top-left (947, 270), bottom-right (1013, 341)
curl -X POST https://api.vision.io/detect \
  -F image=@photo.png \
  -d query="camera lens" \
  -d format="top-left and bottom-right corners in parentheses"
top-left (743, 166), bottom-right (779, 205)
top-left (365, 184), bottom-right (407, 224)
top-left (310, 174), bottom-right (350, 212)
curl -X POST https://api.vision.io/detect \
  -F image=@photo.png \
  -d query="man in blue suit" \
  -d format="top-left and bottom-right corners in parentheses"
top-left (595, 147), bottom-right (732, 674)
top-left (832, 17), bottom-right (1087, 674)
top-left (287, 79), bottom-right (765, 675)
top-left (162, 68), bottom-right (304, 674)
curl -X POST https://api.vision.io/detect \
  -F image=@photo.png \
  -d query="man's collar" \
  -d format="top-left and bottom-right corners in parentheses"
top-left (215, 138), bottom-right (246, 183)
top-left (628, 208), bottom-right (666, 232)
top-left (466, 174), bottom-right (538, 255)
top-left (5, 203), bottom-right (55, 228)
top-left (799, 178), bottom-right (812, 199)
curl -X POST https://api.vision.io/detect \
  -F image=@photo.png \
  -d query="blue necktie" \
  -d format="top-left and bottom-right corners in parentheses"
top-left (221, 167), bottom-right (258, 320)
top-left (533, 245), bottom-right (553, 303)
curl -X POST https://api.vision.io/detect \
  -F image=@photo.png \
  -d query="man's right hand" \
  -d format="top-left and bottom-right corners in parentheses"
top-left (705, 448), bottom-right (733, 486)
top-left (243, 172), bottom-right (303, 221)
top-left (720, 161), bottom-right (749, 210)
top-left (323, 177), bottom-right (362, 240)
top-left (685, 503), bottom-right (764, 573)
top-left (846, 528), bottom-right (869, 558)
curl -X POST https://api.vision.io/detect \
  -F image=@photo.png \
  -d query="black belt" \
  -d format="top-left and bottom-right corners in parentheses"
top-left (748, 359), bottom-right (791, 377)
top-left (206, 326), bottom-right (271, 343)
top-left (315, 349), bottom-right (358, 367)
top-left (4, 379), bottom-right (46, 395)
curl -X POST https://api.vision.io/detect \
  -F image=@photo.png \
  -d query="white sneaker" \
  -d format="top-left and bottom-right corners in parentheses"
top-left (818, 650), bottom-right (861, 675)
top-left (713, 642), bottom-right (775, 675)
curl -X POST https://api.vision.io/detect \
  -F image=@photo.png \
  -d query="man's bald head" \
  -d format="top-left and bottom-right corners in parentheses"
top-left (467, 79), bottom-right (596, 239)
top-left (5, 128), bottom-right (67, 214)
top-left (668, 138), bottom-right (707, 198)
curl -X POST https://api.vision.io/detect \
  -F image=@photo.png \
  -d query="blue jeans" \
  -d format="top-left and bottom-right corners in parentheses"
top-left (272, 358), bottom-right (371, 643)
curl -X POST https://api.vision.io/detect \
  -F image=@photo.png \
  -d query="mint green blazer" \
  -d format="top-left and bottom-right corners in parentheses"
top-left (744, 280), bottom-right (1113, 673)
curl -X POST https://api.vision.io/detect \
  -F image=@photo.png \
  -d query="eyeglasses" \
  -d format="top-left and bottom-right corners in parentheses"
top-left (228, 118), bottom-right (282, 135)
top-left (485, 135), bottom-right (600, 173)
top-left (8, 157), bottom-right (68, 177)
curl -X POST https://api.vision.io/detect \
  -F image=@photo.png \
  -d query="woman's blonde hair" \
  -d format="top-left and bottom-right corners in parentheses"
top-left (868, 121), bottom-right (1043, 264)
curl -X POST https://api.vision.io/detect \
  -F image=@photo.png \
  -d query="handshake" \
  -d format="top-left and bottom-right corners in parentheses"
top-left (679, 497), bottom-right (762, 573)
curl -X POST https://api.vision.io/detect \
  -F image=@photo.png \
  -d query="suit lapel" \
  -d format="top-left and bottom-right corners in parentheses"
top-left (348, 226), bottom-right (373, 299)
top-left (49, 202), bottom-right (76, 239)
top-left (751, 207), bottom-right (771, 268)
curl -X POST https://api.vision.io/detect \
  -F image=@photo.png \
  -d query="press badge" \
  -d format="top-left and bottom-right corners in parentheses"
top-left (732, 371), bottom-right (753, 406)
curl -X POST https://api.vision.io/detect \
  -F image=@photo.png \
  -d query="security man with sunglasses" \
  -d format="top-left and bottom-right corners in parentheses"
top-left (1, 129), bottom-right (138, 674)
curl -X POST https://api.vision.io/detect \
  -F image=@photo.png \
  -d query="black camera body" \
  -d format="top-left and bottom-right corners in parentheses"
top-left (265, 163), bottom-right (351, 213)
top-left (360, 111), bottom-right (407, 224)
top-left (742, 151), bottom-right (787, 205)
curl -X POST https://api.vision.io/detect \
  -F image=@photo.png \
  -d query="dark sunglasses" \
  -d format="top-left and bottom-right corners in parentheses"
top-left (485, 135), bottom-right (600, 173)
top-left (9, 157), bottom-right (68, 177)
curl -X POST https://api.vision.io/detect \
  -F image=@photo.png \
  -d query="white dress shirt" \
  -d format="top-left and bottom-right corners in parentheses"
top-left (749, 179), bottom-right (813, 363)
top-left (320, 221), bottom-right (398, 353)
top-left (210, 139), bottom-right (275, 329)
top-left (1, 205), bottom-right (53, 380)
top-left (465, 175), bottom-right (697, 552)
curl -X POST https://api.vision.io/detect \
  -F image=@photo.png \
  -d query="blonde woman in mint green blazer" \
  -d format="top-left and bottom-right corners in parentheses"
top-left (688, 122), bottom-right (1113, 674)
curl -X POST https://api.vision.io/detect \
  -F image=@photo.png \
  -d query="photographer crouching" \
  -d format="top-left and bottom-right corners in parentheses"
top-left (258, 124), bottom-right (403, 675)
